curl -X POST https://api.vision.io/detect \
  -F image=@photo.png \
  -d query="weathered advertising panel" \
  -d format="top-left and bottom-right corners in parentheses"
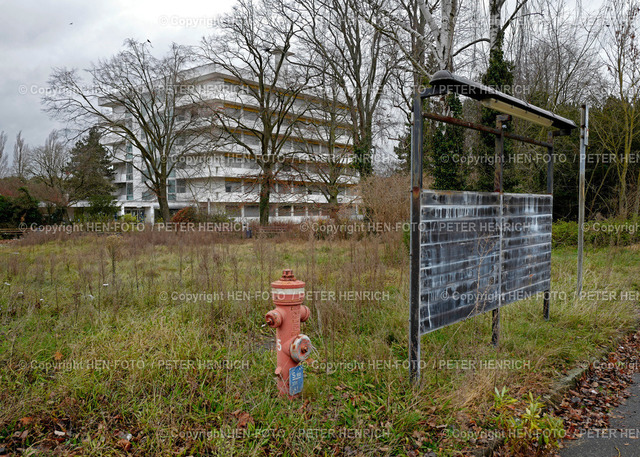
top-left (419, 190), bottom-right (552, 334)
top-left (501, 194), bottom-right (552, 303)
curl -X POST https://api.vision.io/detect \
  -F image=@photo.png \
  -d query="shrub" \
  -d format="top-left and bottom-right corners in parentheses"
top-left (0, 188), bottom-right (43, 228)
top-left (171, 206), bottom-right (199, 224)
top-left (119, 214), bottom-right (139, 224)
top-left (171, 206), bottom-right (233, 224)
top-left (87, 195), bottom-right (119, 219)
top-left (0, 195), bottom-right (14, 228)
top-left (358, 173), bottom-right (410, 226)
top-left (553, 217), bottom-right (640, 248)
top-left (551, 220), bottom-right (578, 247)
top-left (492, 387), bottom-right (565, 455)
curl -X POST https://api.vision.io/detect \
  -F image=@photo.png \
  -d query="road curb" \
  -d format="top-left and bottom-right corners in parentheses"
top-left (470, 363), bottom-right (593, 457)
top-left (470, 355), bottom-right (612, 456)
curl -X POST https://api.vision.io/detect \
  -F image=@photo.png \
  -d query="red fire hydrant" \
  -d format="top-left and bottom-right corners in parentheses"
top-left (265, 269), bottom-right (311, 397)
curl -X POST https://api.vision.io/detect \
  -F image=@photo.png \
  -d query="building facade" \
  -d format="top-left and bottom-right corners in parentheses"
top-left (103, 64), bottom-right (360, 223)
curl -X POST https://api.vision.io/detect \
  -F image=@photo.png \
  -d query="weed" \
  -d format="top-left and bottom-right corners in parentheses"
top-left (492, 387), bottom-right (565, 456)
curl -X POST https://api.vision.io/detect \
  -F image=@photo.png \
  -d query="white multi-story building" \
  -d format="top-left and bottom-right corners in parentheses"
top-left (103, 64), bottom-right (360, 223)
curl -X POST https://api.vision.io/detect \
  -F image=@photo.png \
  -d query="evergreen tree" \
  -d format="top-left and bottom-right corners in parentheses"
top-left (477, 36), bottom-right (516, 192)
top-left (430, 94), bottom-right (465, 190)
top-left (66, 128), bottom-right (114, 202)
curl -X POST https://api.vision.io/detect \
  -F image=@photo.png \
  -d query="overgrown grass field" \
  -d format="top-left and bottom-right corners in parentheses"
top-left (0, 231), bottom-right (639, 455)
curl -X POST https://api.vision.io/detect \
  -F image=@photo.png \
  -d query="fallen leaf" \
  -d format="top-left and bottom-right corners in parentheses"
top-left (237, 412), bottom-right (254, 428)
top-left (116, 439), bottom-right (132, 451)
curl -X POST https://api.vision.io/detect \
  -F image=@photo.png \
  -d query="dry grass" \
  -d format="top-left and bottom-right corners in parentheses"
top-left (0, 232), bottom-right (638, 456)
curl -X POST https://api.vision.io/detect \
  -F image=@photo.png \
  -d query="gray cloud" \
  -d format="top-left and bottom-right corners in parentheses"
top-left (0, 0), bottom-right (229, 162)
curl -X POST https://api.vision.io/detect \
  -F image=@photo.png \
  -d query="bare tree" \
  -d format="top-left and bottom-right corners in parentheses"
top-left (29, 130), bottom-right (69, 196)
top-left (12, 131), bottom-right (30, 179)
top-left (488, 0), bottom-right (530, 52)
top-left (43, 39), bottom-right (215, 222)
top-left (376, 0), bottom-right (531, 116)
top-left (27, 130), bottom-right (70, 218)
top-left (0, 131), bottom-right (7, 178)
top-left (293, 0), bottom-right (398, 177)
top-left (512, 0), bottom-right (601, 109)
top-left (290, 69), bottom-right (357, 216)
top-left (592, 0), bottom-right (640, 218)
top-left (200, 0), bottom-right (314, 225)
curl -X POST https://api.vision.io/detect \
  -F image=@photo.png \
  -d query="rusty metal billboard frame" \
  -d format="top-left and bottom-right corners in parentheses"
top-left (409, 71), bottom-right (577, 383)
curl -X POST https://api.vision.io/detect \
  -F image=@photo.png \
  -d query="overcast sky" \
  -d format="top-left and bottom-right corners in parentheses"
top-left (0, 0), bottom-right (234, 161)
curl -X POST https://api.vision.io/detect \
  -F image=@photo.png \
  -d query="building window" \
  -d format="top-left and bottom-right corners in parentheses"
top-left (176, 179), bottom-right (186, 194)
top-left (126, 182), bottom-right (133, 201)
top-left (225, 205), bottom-right (241, 217)
top-left (126, 142), bottom-right (133, 154)
top-left (225, 180), bottom-right (241, 193)
top-left (244, 205), bottom-right (259, 218)
top-left (126, 162), bottom-right (133, 181)
top-left (168, 180), bottom-right (176, 201)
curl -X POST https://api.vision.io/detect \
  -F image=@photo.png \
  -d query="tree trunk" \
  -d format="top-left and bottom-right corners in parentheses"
top-left (489, 0), bottom-right (506, 51)
top-left (634, 170), bottom-right (640, 217)
top-left (157, 191), bottom-right (171, 223)
top-left (354, 134), bottom-right (373, 177)
top-left (328, 191), bottom-right (339, 219)
top-left (156, 175), bottom-right (171, 222)
top-left (619, 172), bottom-right (628, 219)
top-left (259, 164), bottom-right (273, 226)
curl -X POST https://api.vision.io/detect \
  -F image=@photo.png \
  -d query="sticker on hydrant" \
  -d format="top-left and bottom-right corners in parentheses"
top-left (289, 365), bottom-right (304, 396)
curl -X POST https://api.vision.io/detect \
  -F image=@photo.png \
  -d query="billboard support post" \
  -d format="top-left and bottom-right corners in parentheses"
top-left (577, 105), bottom-right (589, 296)
top-left (409, 92), bottom-right (424, 384)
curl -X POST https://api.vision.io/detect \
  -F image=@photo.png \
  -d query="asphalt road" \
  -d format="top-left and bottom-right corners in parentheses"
top-left (561, 373), bottom-right (640, 457)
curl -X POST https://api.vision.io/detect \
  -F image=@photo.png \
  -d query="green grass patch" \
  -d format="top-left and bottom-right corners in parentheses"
top-left (0, 234), bottom-right (638, 455)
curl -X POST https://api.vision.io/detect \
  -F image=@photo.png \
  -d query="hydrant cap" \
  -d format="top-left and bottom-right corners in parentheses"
top-left (271, 269), bottom-right (305, 290)
top-left (290, 334), bottom-right (312, 363)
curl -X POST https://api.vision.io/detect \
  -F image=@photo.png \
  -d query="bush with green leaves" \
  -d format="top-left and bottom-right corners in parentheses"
top-left (553, 217), bottom-right (640, 248)
top-left (492, 387), bottom-right (565, 456)
top-left (0, 188), bottom-right (42, 228)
